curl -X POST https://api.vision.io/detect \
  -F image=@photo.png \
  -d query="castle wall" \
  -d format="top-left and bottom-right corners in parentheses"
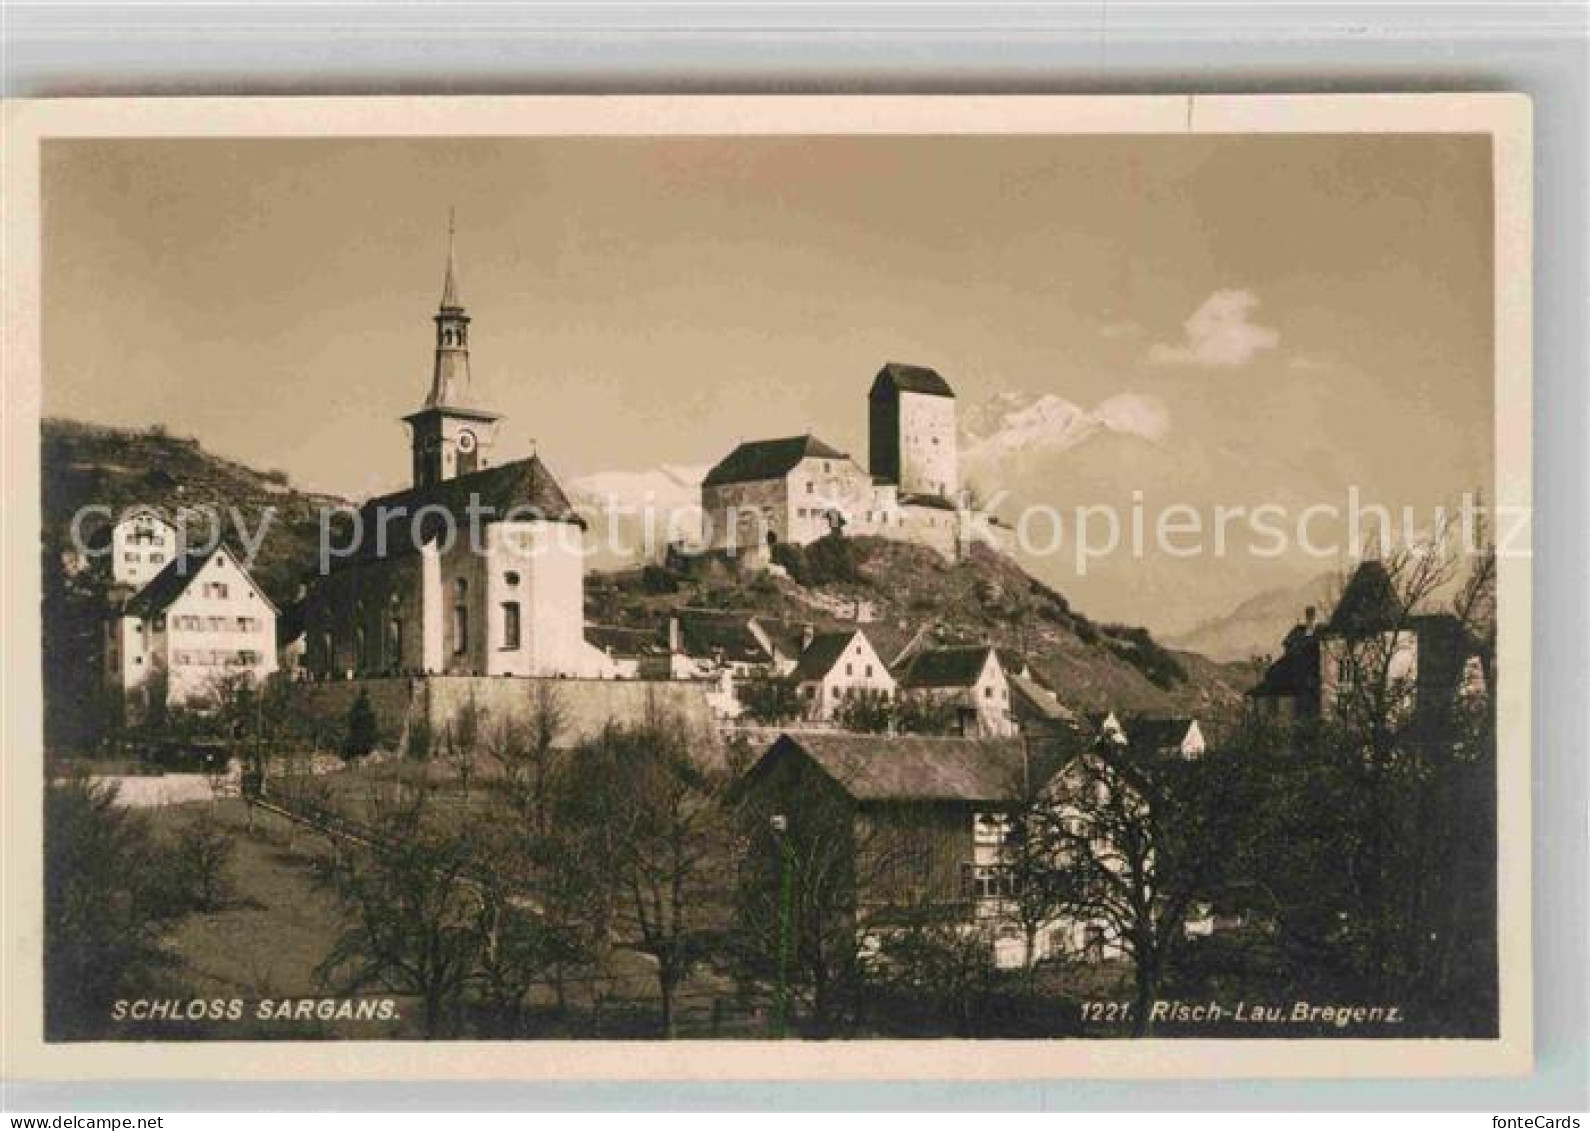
top-left (895, 389), bottom-right (957, 499)
top-left (702, 478), bottom-right (788, 550)
top-left (284, 675), bottom-right (718, 754)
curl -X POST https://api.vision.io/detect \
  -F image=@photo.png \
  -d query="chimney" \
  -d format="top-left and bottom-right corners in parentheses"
top-left (668, 615), bottom-right (682, 654)
top-left (801, 623), bottom-right (815, 651)
top-left (1304, 605), bottom-right (1318, 634)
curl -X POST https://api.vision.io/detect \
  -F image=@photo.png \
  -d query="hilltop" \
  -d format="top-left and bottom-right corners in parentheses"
top-left (41, 417), bottom-right (1250, 746)
top-left (42, 418), bottom-right (348, 606)
top-left (588, 536), bottom-right (1250, 720)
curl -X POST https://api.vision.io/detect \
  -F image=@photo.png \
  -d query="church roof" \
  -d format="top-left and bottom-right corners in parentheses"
top-left (351, 456), bottom-right (584, 563)
top-left (702, 434), bottom-right (849, 488)
top-left (871, 362), bottom-right (955, 399)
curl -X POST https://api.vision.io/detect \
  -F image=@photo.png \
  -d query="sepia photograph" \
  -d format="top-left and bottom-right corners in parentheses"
top-left (2, 94), bottom-right (1533, 1081)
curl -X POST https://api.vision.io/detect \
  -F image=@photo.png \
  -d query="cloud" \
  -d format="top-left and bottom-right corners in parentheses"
top-left (1149, 289), bottom-right (1280, 368)
top-left (962, 390), bottom-right (1169, 467)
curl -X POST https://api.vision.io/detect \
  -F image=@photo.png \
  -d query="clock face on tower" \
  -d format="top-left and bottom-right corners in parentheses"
top-left (457, 430), bottom-right (477, 454)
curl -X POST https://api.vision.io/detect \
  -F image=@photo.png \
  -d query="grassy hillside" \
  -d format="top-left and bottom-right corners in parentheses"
top-left (41, 418), bottom-right (348, 748)
top-left (588, 536), bottom-right (1250, 720)
top-left (42, 418), bottom-right (348, 606)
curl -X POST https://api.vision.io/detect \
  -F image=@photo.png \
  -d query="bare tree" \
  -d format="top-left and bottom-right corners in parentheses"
top-left (317, 782), bottom-right (486, 1038)
top-left (1028, 742), bottom-right (1244, 1035)
top-left (564, 700), bottom-right (733, 1037)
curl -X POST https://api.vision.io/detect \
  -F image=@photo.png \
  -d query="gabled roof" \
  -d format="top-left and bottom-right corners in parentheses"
top-left (793, 629), bottom-right (866, 682)
top-left (350, 456), bottom-right (583, 563)
top-left (124, 546), bottom-right (279, 618)
top-left (701, 434), bottom-right (849, 488)
top-left (752, 616), bottom-right (811, 660)
top-left (761, 733), bottom-right (1061, 803)
top-left (1008, 672), bottom-right (1075, 723)
top-left (896, 645), bottom-right (997, 689)
top-left (1326, 560), bottom-right (1403, 636)
top-left (1123, 715), bottom-right (1197, 750)
top-left (870, 362), bottom-right (955, 399)
top-left (585, 624), bottom-right (669, 658)
top-left (677, 610), bottom-right (773, 663)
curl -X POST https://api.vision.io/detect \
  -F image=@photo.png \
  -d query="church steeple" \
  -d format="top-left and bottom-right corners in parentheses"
top-left (404, 213), bottom-right (502, 488)
top-left (427, 210), bottom-right (473, 409)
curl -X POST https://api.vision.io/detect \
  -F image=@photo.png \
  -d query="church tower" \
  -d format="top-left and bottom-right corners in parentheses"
top-left (404, 216), bottom-right (502, 488)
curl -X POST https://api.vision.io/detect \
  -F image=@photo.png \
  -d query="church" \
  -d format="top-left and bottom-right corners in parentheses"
top-left (299, 234), bottom-right (613, 680)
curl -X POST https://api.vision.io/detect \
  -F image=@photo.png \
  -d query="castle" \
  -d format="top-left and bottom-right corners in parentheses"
top-left (298, 231), bottom-right (613, 680)
top-left (699, 362), bottom-right (981, 562)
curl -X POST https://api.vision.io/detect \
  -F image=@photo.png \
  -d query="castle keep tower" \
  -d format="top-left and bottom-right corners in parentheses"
top-left (869, 362), bottom-right (958, 499)
top-left (404, 218), bottom-right (502, 488)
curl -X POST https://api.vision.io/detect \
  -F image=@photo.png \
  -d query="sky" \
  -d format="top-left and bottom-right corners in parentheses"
top-left (42, 134), bottom-right (1494, 632)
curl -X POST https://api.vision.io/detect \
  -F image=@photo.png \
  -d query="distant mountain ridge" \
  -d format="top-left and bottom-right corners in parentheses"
top-left (1161, 571), bottom-right (1339, 663)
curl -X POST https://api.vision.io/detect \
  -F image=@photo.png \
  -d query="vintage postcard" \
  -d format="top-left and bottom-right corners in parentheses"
top-left (1, 94), bottom-right (1532, 1081)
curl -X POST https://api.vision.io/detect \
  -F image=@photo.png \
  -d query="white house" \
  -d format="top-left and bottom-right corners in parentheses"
top-left (108, 506), bottom-right (179, 591)
top-left (104, 545), bottom-right (280, 707)
top-left (893, 645), bottom-right (1018, 737)
top-left (792, 628), bottom-right (896, 721)
top-left (1123, 716), bottom-right (1207, 759)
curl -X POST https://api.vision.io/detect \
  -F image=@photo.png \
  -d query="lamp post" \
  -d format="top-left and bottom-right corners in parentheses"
top-left (770, 813), bottom-right (795, 1038)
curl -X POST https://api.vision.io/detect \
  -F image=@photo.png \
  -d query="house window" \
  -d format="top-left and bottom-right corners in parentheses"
top-left (387, 617), bottom-right (402, 665)
top-left (152, 616), bottom-right (165, 631)
top-left (124, 552), bottom-right (139, 562)
top-left (865, 664), bottom-right (873, 677)
top-left (845, 663), bottom-right (853, 676)
top-left (502, 602), bottom-right (521, 650)
top-left (453, 605), bottom-right (468, 654)
top-left (985, 685), bottom-right (994, 699)
top-left (960, 863), bottom-right (1015, 900)
top-left (806, 482), bottom-right (814, 494)
top-left (149, 553), bottom-right (164, 565)
top-left (504, 571), bottom-right (520, 587)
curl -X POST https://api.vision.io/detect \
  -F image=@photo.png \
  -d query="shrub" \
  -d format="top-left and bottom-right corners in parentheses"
top-left (342, 689), bottom-right (379, 761)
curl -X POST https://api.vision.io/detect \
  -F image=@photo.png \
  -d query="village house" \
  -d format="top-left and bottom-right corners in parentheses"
top-left (697, 363), bottom-right (981, 564)
top-left (1007, 670), bottom-right (1079, 737)
top-left (1249, 559), bottom-right (1487, 740)
top-left (738, 732), bottom-right (1118, 970)
top-left (106, 505), bottom-right (180, 591)
top-left (1121, 715), bottom-right (1207, 759)
top-left (298, 231), bottom-right (613, 681)
top-left (792, 628), bottom-right (896, 721)
top-left (103, 543), bottom-right (279, 708)
top-left (584, 624), bottom-right (671, 679)
top-left (892, 644), bottom-right (1018, 737)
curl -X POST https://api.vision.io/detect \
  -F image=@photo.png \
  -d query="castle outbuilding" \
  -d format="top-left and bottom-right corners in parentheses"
top-left (300, 229), bottom-right (612, 679)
